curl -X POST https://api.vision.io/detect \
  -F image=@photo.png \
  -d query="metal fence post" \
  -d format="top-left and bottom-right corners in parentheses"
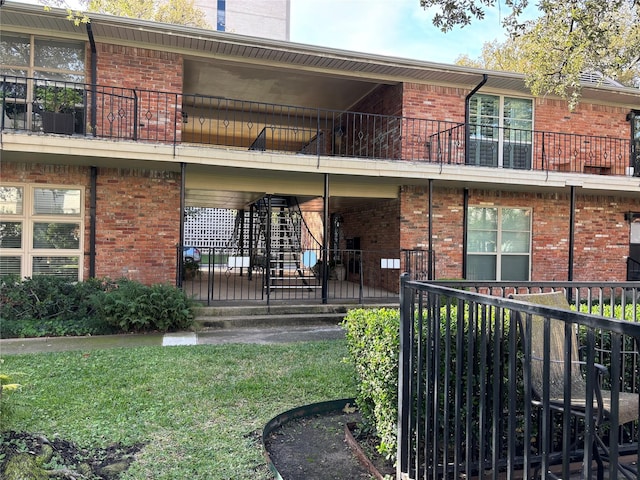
top-left (397, 272), bottom-right (412, 478)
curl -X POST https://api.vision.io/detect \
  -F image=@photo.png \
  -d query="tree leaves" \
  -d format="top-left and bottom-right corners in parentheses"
top-left (433, 0), bottom-right (640, 108)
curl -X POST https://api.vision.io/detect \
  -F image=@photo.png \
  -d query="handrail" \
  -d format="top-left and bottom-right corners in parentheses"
top-left (1, 74), bottom-right (635, 177)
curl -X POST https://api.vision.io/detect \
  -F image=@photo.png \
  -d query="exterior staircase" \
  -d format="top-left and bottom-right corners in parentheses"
top-left (252, 196), bottom-right (322, 292)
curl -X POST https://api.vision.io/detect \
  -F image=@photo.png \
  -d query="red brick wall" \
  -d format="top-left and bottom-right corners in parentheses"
top-left (402, 83), bottom-right (467, 123)
top-left (398, 186), bottom-right (633, 282)
top-left (1, 162), bottom-right (181, 285)
top-left (344, 84), bottom-right (404, 158)
top-left (95, 168), bottom-right (181, 284)
top-left (533, 99), bottom-right (631, 174)
top-left (339, 198), bottom-right (401, 291)
top-left (93, 43), bottom-right (184, 143)
top-left (400, 185), bottom-right (465, 277)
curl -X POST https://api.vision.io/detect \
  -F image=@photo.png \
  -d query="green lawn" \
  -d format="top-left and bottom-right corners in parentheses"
top-left (2, 340), bottom-right (357, 479)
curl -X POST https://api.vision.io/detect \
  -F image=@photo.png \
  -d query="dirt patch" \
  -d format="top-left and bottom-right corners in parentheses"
top-left (264, 409), bottom-right (394, 480)
top-left (0, 431), bottom-right (143, 479)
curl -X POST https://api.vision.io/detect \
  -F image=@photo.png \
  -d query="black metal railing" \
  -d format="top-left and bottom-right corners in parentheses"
top-left (177, 246), bottom-right (434, 305)
top-left (398, 278), bottom-right (640, 479)
top-left (2, 75), bottom-right (636, 177)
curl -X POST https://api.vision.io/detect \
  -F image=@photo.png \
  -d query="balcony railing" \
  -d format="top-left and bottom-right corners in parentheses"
top-left (2, 75), bottom-right (637, 177)
top-left (398, 279), bottom-right (640, 479)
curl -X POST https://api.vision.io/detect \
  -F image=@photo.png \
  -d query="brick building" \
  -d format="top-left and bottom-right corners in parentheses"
top-left (1, 2), bottom-right (639, 303)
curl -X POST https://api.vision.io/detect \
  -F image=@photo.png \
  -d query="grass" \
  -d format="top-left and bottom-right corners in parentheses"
top-left (2, 340), bottom-right (357, 479)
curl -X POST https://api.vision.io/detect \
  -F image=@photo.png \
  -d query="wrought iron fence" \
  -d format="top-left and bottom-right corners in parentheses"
top-left (178, 246), bottom-right (433, 305)
top-left (398, 278), bottom-right (640, 480)
top-left (2, 75), bottom-right (635, 176)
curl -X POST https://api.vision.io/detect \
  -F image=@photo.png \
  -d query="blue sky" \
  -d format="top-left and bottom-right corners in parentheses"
top-left (289, 0), bottom-right (517, 64)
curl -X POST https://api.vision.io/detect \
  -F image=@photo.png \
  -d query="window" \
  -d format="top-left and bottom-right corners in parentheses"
top-left (0, 185), bottom-right (84, 280)
top-left (631, 110), bottom-right (640, 176)
top-left (1, 34), bottom-right (85, 132)
top-left (217, 0), bottom-right (226, 31)
top-left (467, 207), bottom-right (531, 281)
top-left (468, 94), bottom-right (533, 169)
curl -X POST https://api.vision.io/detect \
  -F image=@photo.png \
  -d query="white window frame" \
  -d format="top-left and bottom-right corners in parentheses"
top-left (468, 93), bottom-right (534, 169)
top-left (0, 183), bottom-right (84, 280)
top-left (467, 206), bottom-right (532, 281)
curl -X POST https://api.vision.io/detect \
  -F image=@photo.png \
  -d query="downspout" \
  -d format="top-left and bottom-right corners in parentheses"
top-left (89, 166), bottom-right (97, 278)
top-left (178, 163), bottom-right (186, 287)
top-left (86, 23), bottom-right (97, 137)
top-left (568, 186), bottom-right (576, 282)
top-left (462, 188), bottom-right (469, 279)
top-left (428, 179), bottom-right (433, 280)
top-left (464, 74), bottom-right (488, 165)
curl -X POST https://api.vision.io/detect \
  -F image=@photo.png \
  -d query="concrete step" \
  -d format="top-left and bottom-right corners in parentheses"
top-left (194, 313), bottom-right (346, 330)
top-left (192, 303), bottom-right (396, 330)
top-left (193, 304), bottom-right (351, 318)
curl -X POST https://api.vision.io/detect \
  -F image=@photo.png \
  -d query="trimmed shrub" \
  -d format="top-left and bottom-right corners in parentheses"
top-left (99, 279), bottom-right (194, 333)
top-left (1, 277), bottom-right (194, 338)
top-left (341, 307), bottom-right (400, 459)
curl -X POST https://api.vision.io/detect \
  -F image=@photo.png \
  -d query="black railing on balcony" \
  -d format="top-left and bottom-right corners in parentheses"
top-left (398, 278), bottom-right (640, 480)
top-left (2, 75), bottom-right (636, 177)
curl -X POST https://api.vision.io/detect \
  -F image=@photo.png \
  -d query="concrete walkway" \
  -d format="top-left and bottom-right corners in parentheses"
top-left (0, 324), bottom-right (346, 355)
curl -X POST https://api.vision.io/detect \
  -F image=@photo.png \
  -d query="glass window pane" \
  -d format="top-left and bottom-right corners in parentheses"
top-left (0, 34), bottom-right (30, 67)
top-left (467, 255), bottom-right (496, 280)
top-left (501, 255), bottom-right (529, 281)
top-left (34, 39), bottom-right (85, 73)
top-left (468, 207), bottom-right (497, 230)
top-left (0, 257), bottom-right (21, 277)
top-left (468, 231), bottom-right (497, 252)
top-left (0, 186), bottom-right (24, 214)
top-left (32, 256), bottom-right (79, 280)
top-left (501, 232), bottom-right (530, 253)
top-left (502, 208), bottom-right (531, 231)
top-left (33, 188), bottom-right (81, 215)
top-left (504, 97), bottom-right (533, 121)
top-left (33, 222), bottom-right (80, 249)
top-left (0, 222), bottom-right (22, 248)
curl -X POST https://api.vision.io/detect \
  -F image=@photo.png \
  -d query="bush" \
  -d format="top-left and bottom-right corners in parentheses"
top-left (341, 308), bottom-right (400, 459)
top-left (0, 276), bottom-right (116, 338)
top-left (0, 276), bottom-right (195, 338)
top-left (99, 279), bottom-right (194, 333)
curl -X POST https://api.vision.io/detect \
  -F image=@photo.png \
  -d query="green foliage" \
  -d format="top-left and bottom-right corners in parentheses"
top-left (426, 0), bottom-right (640, 108)
top-left (0, 276), bottom-right (195, 338)
top-left (0, 276), bottom-right (115, 338)
top-left (35, 86), bottom-right (84, 113)
top-left (99, 279), bottom-right (194, 333)
top-left (86, 0), bottom-right (210, 28)
top-left (341, 308), bottom-right (400, 459)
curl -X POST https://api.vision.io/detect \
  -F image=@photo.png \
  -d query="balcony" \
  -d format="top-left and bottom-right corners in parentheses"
top-left (2, 75), bottom-right (638, 178)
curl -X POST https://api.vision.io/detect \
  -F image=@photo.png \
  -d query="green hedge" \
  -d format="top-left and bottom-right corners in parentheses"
top-left (342, 308), bottom-right (400, 459)
top-left (0, 276), bottom-right (194, 338)
top-left (341, 302), bottom-right (639, 462)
